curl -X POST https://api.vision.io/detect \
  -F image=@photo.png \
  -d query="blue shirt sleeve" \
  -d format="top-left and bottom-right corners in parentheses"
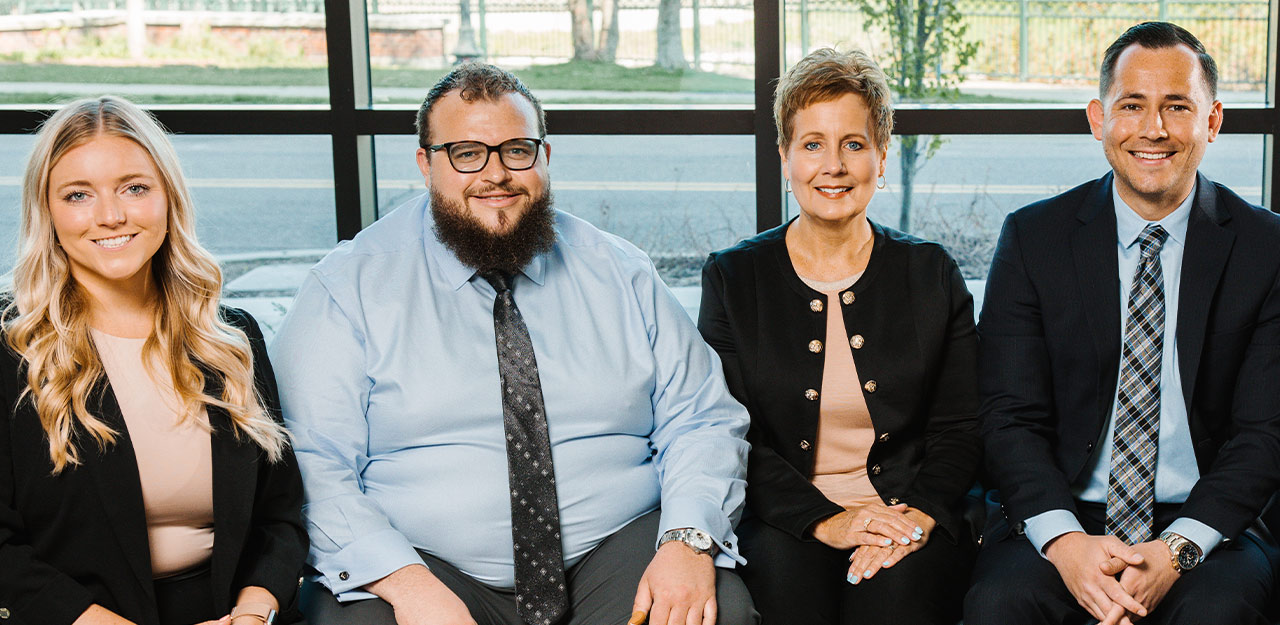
top-left (637, 260), bottom-right (751, 568)
top-left (1023, 509), bottom-right (1085, 557)
top-left (1164, 517), bottom-right (1224, 557)
top-left (270, 271), bottom-right (426, 601)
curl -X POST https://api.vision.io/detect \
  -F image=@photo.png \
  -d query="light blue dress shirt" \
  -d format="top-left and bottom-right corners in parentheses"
top-left (1024, 182), bottom-right (1224, 557)
top-left (270, 194), bottom-right (750, 601)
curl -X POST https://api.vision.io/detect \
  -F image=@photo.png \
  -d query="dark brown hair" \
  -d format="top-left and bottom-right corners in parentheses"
top-left (415, 63), bottom-right (546, 148)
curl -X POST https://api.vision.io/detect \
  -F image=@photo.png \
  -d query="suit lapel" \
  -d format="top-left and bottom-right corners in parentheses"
top-left (1176, 175), bottom-right (1234, 411)
top-left (208, 379), bottom-right (258, 615)
top-left (84, 382), bottom-right (159, 623)
top-left (1071, 174), bottom-right (1122, 427)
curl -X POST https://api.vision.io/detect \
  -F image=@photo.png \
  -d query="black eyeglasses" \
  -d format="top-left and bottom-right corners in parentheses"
top-left (427, 137), bottom-right (545, 173)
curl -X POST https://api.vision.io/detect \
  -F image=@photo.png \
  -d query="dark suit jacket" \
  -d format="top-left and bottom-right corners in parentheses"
top-left (979, 172), bottom-right (1280, 541)
top-left (0, 307), bottom-right (307, 625)
top-left (699, 220), bottom-right (982, 543)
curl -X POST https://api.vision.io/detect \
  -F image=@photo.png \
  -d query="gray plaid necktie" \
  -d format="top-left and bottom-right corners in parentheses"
top-left (480, 270), bottom-right (569, 625)
top-left (1106, 224), bottom-right (1169, 545)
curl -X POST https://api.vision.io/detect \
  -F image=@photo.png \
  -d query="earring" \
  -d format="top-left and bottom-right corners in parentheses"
top-left (785, 179), bottom-right (792, 193)
top-left (877, 175), bottom-right (887, 190)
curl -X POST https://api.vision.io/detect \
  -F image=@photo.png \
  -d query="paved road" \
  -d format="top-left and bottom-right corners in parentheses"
top-left (0, 133), bottom-right (1265, 279)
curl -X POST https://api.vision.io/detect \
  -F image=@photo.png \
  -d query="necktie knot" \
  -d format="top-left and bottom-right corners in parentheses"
top-left (480, 269), bottom-right (514, 294)
top-left (1136, 224), bottom-right (1169, 260)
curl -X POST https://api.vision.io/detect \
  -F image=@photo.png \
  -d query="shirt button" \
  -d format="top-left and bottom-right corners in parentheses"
top-left (808, 339), bottom-right (823, 353)
top-left (864, 380), bottom-right (878, 393)
top-left (805, 388), bottom-right (819, 401)
top-left (338, 571), bottom-right (350, 581)
top-left (842, 291), bottom-right (855, 305)
top-left (871, 464), bottom-right (882, 475)
top-left (799, 440), bottom-right (812, 451)
top-left (878, 432), bottom-right (890, 443)
top-left (725, 540), bottom-right (733, 548)
top-left (850, 334), bottom-right (865, 349)
top-left (888, 497), bottom-right (900, 505)
top-left (809, 299), bottom-right (823, 312)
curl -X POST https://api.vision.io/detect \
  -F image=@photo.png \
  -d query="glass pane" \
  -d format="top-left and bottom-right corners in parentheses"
top-left (1, 1), bottom-right (329, 106)
top-left (785, 133), bottom-right (1266, 309)
top-left (0, 135), bottom-right (336, 339)
top-left (368, 0), bottom-right (753, 106)
top-left (375, 133), bottom-right (756, 317)
top-left (783, 0), bottom-right (1268, 104)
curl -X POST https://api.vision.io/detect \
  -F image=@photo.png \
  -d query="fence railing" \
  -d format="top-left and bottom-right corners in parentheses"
top-left (2, 0), bottom-right (1268, 87)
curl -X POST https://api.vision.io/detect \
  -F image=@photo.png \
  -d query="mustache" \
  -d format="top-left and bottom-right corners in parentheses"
top-left (468, 183), bottom-right (527, 196)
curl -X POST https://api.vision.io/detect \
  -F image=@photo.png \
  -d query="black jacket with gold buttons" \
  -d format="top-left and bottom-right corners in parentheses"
top-left (698, 219), bottom-right (981, 544)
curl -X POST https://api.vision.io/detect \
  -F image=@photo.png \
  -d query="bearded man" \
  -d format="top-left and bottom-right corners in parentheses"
top-left (270, 63), bottom-right (757, 625)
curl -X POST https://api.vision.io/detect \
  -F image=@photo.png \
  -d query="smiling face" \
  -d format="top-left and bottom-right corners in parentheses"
top-left (1087, 43), bottom-right (1222, 219)
top-left (47, 134), bottom-right (168, 298)
top-left (780, 92), bottom-right (886, 225)
top-left (416, 91), bottom-right (549, 235)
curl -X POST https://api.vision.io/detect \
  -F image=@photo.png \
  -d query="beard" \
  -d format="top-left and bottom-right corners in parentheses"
top-left (430, 184), bottom-right (557, 274)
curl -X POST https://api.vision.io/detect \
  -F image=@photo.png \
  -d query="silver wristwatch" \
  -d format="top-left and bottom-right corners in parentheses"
top-left (1158, 531), bottom-right (1203, 573)
top-left (658, 527), bottom-right (718, 556)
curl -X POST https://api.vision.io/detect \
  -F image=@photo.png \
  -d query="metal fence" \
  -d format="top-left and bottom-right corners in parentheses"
top-left (4, 0), bottom-right (1269, 86)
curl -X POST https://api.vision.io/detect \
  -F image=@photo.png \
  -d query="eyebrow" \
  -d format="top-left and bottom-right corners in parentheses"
top-left (798, 131), bottom-right (871, 141)
top-left (53, 173), bottom-right (155, 194)
top-left (1115, 92), bottom-right (1193, 102)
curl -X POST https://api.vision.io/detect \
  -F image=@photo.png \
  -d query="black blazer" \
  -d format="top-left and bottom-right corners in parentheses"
top-left (0, 307), bottom-right (307, 625)
top-left (979, 173), bottom-right (1280, 540)
top-left (699, 220), bottom-right (982, 543)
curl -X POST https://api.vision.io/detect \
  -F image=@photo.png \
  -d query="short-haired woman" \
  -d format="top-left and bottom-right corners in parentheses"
top-left (698, 49), bottom-right (980, 624)
top-left (0, 96), bottom-right (307, 625)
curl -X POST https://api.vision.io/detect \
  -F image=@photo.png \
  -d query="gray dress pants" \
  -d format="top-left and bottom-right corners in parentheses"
top-left (302, 509), bottom-right (759, 625)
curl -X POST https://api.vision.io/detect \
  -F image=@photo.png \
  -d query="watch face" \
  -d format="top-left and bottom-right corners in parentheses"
top-left (1176, 544), bottom-right (1199, 570)
top-left (689, 531), bottom-right (713, 551)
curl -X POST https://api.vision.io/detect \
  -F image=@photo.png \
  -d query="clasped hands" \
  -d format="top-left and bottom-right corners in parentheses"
top-left (811, 503), bottom-right (935, 585)
top-left (1043, 532), bottom-right (1181, 625)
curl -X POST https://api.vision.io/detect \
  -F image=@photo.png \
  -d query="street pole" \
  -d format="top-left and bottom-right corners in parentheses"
top-left (452, 0), bottom-right (482, 63)
top-left (1018, 0), bottom-right (1029, 81)
top-left (693, 0), bottom-right (702, 70)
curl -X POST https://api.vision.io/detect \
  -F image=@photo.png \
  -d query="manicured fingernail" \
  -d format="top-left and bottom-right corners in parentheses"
top-left (883, 560), bottom-right (893, 566)
top-left (915, 526), bottom-right (923, 533)
top-left (847, 573), bottom-right (858, 584)
top-left (900, 537), bottom-right (910, 544)
top-left (882, 538), bottom-right (892, 545)
top-left (912, 532), bottom-right (922, 540)
top-left (864, 569), bottom-right (874, 577)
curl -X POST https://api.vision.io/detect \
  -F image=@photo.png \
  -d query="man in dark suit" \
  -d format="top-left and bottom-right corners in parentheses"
top-left (964, 21), bottom-right (1280, 625)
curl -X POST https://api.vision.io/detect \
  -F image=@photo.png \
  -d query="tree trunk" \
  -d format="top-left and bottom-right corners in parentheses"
top-left (596, 0), bottom-right (620, 62)
top-left (655, 0), bottom-right (686, 69)
top-left (569, 0), bottom-right (595, 61)
top-left (898, 134), bottom-right (921, 232)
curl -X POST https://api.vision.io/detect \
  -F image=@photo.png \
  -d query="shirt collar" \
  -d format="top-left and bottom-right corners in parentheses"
top-left (421, 194), bottom-right (551, 290)
top-left (1112, 180), bottom-right (1194, 250)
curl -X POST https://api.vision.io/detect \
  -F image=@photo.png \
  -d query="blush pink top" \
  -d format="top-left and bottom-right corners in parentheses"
top-left (92, 329), bottom-right (215, 579)
top-left (799, 274), bottom-right (881, 508)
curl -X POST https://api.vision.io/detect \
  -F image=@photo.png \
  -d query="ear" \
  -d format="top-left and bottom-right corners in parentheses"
top-left (416, 148), bottom-right (432, 183)
top-left (1086, 99), bottom-right (1105, 141)
top-left (777, 143), bottom-right (790, 183)
top-left (543, 140), bottom-right (551, 166)
top-left (878, 146), bottom-right (887, 178)
top-left (1206, 100), bottom-right (1224, 143)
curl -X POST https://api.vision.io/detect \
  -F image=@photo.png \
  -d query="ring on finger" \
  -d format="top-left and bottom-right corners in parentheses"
top-left (863, 518), bottom-right (873, 531)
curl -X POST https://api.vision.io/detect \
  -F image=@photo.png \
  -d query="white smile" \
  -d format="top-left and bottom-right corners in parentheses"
top-left (816, 186), bottom-right (852, 197)
top-left (93, 234), bottom-right (134, 249)
top-left (1132, 151), bottom-right (1173, 160)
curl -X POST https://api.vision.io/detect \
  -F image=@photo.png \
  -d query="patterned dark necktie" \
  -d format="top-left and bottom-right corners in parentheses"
top-left (479, 270), bottom-right (569, 625)
top-left (1106, 224), bottom-right (1169, 545)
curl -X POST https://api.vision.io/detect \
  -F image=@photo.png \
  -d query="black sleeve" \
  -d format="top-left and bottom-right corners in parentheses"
top-left (697, 256), bottom-right (843, 540)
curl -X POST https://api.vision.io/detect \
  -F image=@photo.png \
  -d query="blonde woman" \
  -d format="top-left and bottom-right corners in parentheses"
top-left (0, 96), bottom-right (306, 625)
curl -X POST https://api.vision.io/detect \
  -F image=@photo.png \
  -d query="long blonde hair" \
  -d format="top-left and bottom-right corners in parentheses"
top-left (3, 95), bottom-right (288, 473)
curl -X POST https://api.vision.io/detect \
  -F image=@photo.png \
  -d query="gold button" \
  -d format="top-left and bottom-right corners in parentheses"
top-left (1, 608), bottom-right (11, 619)
top-left (809, 299), bottom-right (823, 312)
top-left (872, 464), bottom-right (882, 475)
top-left (850, 334), bottom-right (865, 349)
top-left (878, 432), bottom-right (890, 443)
top-left (888, 497), bottom-right (900, 505)
top-left (804, 388), bottom-right (819, 401)
top-left (808, 339), bottom-right (823, 353)
top-left (841, 291), bottom-right (855, 305)
top-left (864, 380), bottom-right (877, 393)
top-left (799, 440), bottom-right (812, 451)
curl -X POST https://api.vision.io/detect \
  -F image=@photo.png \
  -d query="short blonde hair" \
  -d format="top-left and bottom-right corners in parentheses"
top-left (774, 48), bottom-right (894, 153)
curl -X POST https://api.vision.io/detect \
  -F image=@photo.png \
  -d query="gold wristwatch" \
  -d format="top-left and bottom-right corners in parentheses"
top-left (1158, 531), bottom-right (1203, 573)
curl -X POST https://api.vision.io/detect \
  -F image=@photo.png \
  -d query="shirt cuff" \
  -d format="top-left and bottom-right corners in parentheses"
top-left (313, 528), bottom-right (424, 599)
top-left (1023, 509), bottom-right (1085, 558)
top-left (657, 501), bottom-right (745, 567)
top-left (1164, 518), bottom-right (1224, 558)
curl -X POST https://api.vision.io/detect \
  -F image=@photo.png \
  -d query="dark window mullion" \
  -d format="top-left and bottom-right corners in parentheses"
top-left (754, 0), bottom-right (783, 233)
